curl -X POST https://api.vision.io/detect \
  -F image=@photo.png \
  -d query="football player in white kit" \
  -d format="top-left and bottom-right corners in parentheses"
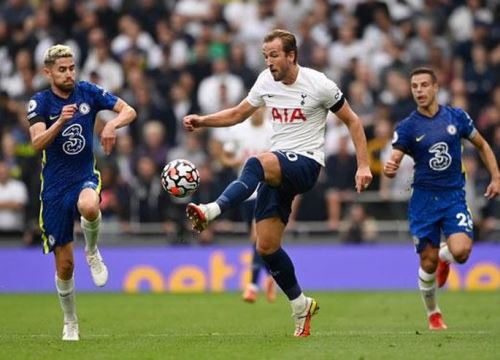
top-left (184, 29), bottom-right (372, 337)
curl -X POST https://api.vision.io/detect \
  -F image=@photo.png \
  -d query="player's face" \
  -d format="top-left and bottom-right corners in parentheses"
top-left (45, 57), bottom-right (76, 93)
top-left (410, 74), bottom-right (438, 108)
top-left (262, 38), bottom-right (294, 82)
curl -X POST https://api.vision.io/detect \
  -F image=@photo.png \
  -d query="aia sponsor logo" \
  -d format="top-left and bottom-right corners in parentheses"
top-left (271, 108), bottom-right (307, 123)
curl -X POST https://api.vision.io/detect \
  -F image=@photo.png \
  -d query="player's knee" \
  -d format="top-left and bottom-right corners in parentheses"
top-left (77, 198), bottom-right (99, 220)
top-left (256, 240), bottom-right (279, 256)
top-left (420, 254), bottom-right (438, 273)
top-left (454, 245), bottom-right (472, 264)
top-left (256, 153), bottom-right (281, 185)
top-left (420, 260), bottom-right (437, 273)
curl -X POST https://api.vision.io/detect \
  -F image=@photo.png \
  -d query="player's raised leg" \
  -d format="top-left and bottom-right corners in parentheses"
top-left (54, 243), bottom-right (79, 341)
top-left (187, 154), bottom-right (270, 232)
top-left (78, 188), bottom-right (108, 287)
top-left (256, 218), bottom-right (318, 337)
top-left (437, 233), bottom-right (472, 287)
top-left (418, 244), bottom-right (447, 330)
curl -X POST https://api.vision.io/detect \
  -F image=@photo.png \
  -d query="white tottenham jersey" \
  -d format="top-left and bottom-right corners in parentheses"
top-left (246, 66), bottom-right (343, 166)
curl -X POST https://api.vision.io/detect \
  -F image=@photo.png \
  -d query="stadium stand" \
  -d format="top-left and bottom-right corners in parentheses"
top-left (0, 0), bottom-right (498, 245)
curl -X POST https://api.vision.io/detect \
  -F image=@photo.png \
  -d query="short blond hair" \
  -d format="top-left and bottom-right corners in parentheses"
top-left (43, 44), bottom-right (74, 66)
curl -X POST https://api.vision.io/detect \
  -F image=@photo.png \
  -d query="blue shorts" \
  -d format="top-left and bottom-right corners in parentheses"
top-left (40, 179), bottom-right (99, 254)
top-left (409, 188), bottom-right (474, 253)
top-left (255, 151), bottom-right (321, 225)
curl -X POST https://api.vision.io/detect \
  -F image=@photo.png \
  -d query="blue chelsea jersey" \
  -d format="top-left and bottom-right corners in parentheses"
top-left (392, 105), bottom-right (477, 190)
top-left (27, 81), bottom-right (118, 198)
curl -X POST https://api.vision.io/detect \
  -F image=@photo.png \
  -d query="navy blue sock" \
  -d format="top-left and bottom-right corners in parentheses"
top-left (261, 247), bottom-right (302, 300)
top-left (216, 157), bottom-right (264, 213)
top-left (251, 243), bottom-right (266, 285)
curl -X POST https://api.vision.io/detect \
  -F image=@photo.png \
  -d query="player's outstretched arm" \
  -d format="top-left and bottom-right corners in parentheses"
top-left (469, 132), bottom-right (500, 199)
top-left (383, 149), bottom-right (405, 179)
top-left (183, 99), bottom-right (257, 131)
top-left (333, 100), bottom-right (372, 193)
top-left (100, 98), bottom-right (137, 155)
top-left (30, 103), bottom-right (77, 151)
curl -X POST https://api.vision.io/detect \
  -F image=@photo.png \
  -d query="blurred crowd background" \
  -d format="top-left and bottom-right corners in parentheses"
top-left (0, 0), bottom-right (499, 246)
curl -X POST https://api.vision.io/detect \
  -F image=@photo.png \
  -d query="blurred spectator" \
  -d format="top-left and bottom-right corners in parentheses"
top-left (354, 0), bottom-right (389, 37)
top-left (111, 14), bottom-right (162, 69)
top-left (114, 134), bottom-right (135, 186)
top-left (463, 43), bottom-right (495, 119)
top-left (448, 0), bottom-right (493, 42)
top-left (168, 132), bottom-right (207, 167)
top-left (98, 162), bottom-right (131, 232)
top-left (328, 25), bottom-right (364, 83)
top-left (0, 160), bottom-right (28, 238)
top-left (49, 0), bottom-right (77, 39)
top-left (325, 134), bottom-right (357, 230)
top-left (367, 118), bottom-right (392, 190)
top-left (197, 57), bottom-right (245, 114)
top-left (340, 204), bottom-right (377, 244)
top-left (136, 120), bottom-right (169, 173)
top-left (91, 0), bottom-right (118, 38)
top-left (81, 28), bottom-right (124, 93)
top-left (381, 70), bottom-right (414, 123)
top-left (129, 156), bottom-right (168, 223)
top-left (228, 42), bottom-right (257, 91)
top-left (407, 17), bottom-right (450, 66)
top-left (130, 0), bottom-right (169, 38)
top-left (0, 0), bottom-right (33, 29)
top-left (169, 81), bottom-right (199, 146)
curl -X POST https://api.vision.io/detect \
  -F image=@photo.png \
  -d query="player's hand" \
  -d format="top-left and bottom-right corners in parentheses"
top-left (100, 122), bottom-right (117, 155)
top-left (383, 160), bottom-right (399, 178)
top-left (484, 176), bottom-right (500, 199)
top-left (58, 104), bottom-right (77, 124)
top-left (355, 165), bottom-right (372, 193)
top-left (183, 114), bottom-right (203, 132)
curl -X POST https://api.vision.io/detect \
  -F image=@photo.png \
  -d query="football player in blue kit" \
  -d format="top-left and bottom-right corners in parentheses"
top-left (383, 68), bottom-right (500, 330)
top-left (28, 45), bottom-right (136, 340)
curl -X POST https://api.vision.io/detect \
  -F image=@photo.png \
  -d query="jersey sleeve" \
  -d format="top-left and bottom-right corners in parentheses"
top-left (246, 71), bottom-right (266, 108)
top-left (392, 121), bottom-right (412, 155)
top-left (318, 73), bottom-right (344, 110)
top-left (26, 93), bottom-right (47, 126)
top-left (83, 81), bottom-right (118, 111)
top-left (456, 108), bottom-right (477, 139)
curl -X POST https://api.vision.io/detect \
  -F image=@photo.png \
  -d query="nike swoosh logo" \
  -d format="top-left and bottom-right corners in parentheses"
top-left (416, 135), bottom-right (425, 142)
top-left (49, 114), bottom-right (60, 121)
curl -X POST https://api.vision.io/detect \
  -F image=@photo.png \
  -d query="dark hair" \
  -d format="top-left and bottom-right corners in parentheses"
top-left (263, 29), bottom-right (298, 64)
top-left (410, 67), bottom-right (437, 83)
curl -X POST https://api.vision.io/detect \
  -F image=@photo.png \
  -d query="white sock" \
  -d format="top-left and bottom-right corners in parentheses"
top-left (55, 274), bottom-right (77, 323)
top-left (439, 244), bottom-right (457, 264)
top-left (205, 202), bottom-right (221, 221)
top-left (290, 293), bottom-right (307, 315)
top-left (418, 267), bottom-right (440, 316)
top-left (81, 212), bottom-right (101, 253)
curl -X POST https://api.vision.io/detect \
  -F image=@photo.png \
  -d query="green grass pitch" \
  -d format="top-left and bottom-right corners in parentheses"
top-left (1, 291), bottom-right (498, 359)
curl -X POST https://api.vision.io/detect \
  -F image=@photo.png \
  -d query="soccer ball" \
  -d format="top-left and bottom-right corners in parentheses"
top-left (161, 159), bottom-right (200, 198)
